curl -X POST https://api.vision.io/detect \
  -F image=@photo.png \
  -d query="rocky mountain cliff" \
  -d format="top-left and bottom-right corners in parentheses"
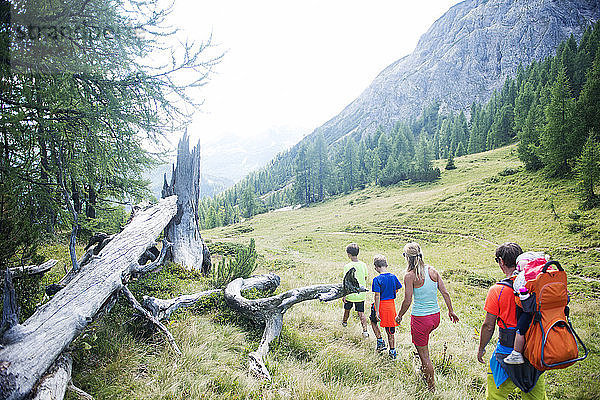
top-left (313, 0), bottom-right (600, 144)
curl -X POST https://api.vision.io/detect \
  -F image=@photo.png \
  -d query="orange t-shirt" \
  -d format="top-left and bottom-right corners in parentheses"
top-left (484, 284), bottom-right (517, 328)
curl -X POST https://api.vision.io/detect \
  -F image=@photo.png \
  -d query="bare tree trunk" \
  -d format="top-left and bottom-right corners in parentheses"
top-left (162, 132), bottom-right (210, 274)
top-left (0, 196), bottom-right (178, 400)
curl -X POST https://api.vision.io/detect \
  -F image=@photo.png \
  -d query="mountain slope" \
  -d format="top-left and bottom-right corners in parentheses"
top-left (65, 145), bottom-right (600, 399)
top-left (312, 0), bottom-right (600, 144)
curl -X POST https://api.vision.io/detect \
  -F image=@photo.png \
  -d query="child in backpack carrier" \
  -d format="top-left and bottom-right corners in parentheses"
top-left (504, 251), bottom-right (550, 365)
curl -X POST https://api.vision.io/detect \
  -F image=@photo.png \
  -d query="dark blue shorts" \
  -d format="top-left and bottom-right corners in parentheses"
top-left (344, 301), bottom-right (365, 312)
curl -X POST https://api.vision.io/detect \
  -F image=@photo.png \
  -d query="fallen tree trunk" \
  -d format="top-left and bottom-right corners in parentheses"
top-left (224, 268), bottom-right (365, 380)
top-left (0, 196), bottom-right (178, 400)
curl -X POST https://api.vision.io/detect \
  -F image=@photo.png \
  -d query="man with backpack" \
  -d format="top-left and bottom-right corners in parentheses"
top-left (477, 243), bottom-right (547, 400)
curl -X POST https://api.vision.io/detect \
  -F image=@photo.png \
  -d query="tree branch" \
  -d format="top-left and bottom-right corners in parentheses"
top-left (9, 260), bottom-right (57, 278)
top-left (121, 286), bottom-right (182, 356)
top-left (224, 268), bottom-right (365, 379)
top-left (142, 289), bottom-right (221, 321)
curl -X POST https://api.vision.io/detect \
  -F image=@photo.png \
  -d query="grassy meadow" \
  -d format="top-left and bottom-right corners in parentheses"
top-left (54, 144), bottom-right (599, 399)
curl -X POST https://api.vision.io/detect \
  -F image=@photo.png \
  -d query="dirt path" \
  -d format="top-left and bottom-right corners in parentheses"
top-left (573, 274), bottom-right (600, 283)
top-left (324, 225), bottom-right (498, 247)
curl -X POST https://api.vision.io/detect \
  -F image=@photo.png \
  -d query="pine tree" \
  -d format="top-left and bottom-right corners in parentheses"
top-left (517, 102), bottom-right (544, 171)
top-left (371, 152), bottom-right (382, 185)
top-left (575, 51), bottom-right (600, 152)
top-left (541, 67), bottom-right (577, 177)
top-left (445, 153), bottom-right (456, 170)
top-left (575, 132), bottom-right (600, 209)
top-left (241, 185), bottom-right (257, 218)
top-left (294, 145), bottom-right (310, 204)
top-left (342, 140), bottom-right (358, 193)
top-left (0, 0), bottom-right (219, 267)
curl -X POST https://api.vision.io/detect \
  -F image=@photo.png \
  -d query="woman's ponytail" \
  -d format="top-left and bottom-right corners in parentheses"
top-left (403, 242), bottom-right (426, 281)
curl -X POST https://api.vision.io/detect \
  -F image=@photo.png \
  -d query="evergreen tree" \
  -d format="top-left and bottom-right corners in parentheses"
top-left (294, 144), bottom-right (310, 204)
top-left (342, 139), bottom-right (358, 193)
top-left (371, 151), bottom-right (382, 185)
top-left (0, 0), bottom-right (219, 267)
top-left (575, 132), bottom-right (600, 209)
top-left (541, 67), bottom-right (577, 176)
top-left (445, 153), bottom-right (456, 170)
top-left (241, 185), bottom-right (257, 218)
top-left (575, 51), bottom-right (600, 151)
top-left (517, 102), bottom-right (544, 171)
top-left (311, 134), bottom-right (330, 202)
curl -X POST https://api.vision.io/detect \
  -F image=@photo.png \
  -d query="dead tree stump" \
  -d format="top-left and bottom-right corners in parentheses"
top-left (162, 133), bottom-right (210, 274)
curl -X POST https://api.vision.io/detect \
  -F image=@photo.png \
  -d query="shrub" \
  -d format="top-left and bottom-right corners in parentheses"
top-left (208, 241), bottom-right (248, 257)
top-left (211, 239), bottom-right (258, 288)
top-left (498, 167), bottom-right (520, 176)
top-left (445, 154), bottom-right (457, 170)
top-left (408, 167), bottom-right (441, 183)
top-left (441, 269), bottom-right (495, 288)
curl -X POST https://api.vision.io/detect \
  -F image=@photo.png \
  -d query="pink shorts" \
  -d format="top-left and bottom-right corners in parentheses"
top-left (410, 312), bottom-right (440, 346)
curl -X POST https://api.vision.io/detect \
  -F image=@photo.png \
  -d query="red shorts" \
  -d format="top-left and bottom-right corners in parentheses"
top-left (410, 312), bottom-right (440, 346)
top-left (378, 299), bottom-right (398, 328)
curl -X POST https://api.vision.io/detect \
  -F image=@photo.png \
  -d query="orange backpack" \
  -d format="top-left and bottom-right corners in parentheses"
top-left (520, 261), bottom-right (588, 371)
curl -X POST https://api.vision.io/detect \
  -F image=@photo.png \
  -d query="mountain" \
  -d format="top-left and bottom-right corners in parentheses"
top-left (311, 0), bottom-right (600, 145)
top-left (144, 164), bottom-right (234, 200)
top-left (200, 126), bottom-right (306, 184)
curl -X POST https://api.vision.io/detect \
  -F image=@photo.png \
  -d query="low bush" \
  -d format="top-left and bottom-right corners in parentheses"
top-left (441, 269), bottom-right (495, 288)
top-left (210, 239), bottom-right (258, 288)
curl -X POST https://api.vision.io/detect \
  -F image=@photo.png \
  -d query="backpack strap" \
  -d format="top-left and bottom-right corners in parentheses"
top-left (496, 280), bottom-right (514, 290)
top-left (495, 278), bottom-right (516, 330)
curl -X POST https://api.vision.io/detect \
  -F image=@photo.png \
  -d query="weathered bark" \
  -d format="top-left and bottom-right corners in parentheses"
top-left (0, 196), bottom-right (178, 400)
top-left (162, 133), bottom-right (210, 273)
top-left (142, 288), bottom-right (222, 321)
top-left (130, 239), bottom-right (171, 278)
top-left (46, 234), bottom-right (114, 297)
top-left (30, 353), bottom-right (72, 400)
top-left (28, 352), bottom-right (92, 400)
top-left (9, 260), bottom-right (58, 278)
top-left (224, 268), bottom-right (365, 380)
top-left (67, 383), bottom-right (94, 400)
top-left (142, 272), bottom-right (280, 322)
top-left (1, 268), bottom-right (18, 337)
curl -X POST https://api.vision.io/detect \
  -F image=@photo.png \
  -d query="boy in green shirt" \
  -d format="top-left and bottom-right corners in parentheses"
top-left (342, 243), bottom-right (369, 338)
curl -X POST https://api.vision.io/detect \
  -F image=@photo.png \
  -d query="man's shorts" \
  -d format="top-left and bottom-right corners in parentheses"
top-left (344, 300), bottom-right (365, 312)
top-left (410, 312), bottom-right (440, 346)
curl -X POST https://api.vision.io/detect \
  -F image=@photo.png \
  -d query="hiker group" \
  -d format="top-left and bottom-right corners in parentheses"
top-left (340, 242), bottom-right (587, 398)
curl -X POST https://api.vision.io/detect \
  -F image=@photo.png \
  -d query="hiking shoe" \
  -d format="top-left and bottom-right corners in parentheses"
top-left (342, 321), bottom-right (347, 327)
top-left (389, 349), bottom-right (397, 360)
top-left (362, 331), bottom-right (369, 338)
top-left (376, 339), bottom-right (387, 352)
top-left (504, 351), bottom-right (524, 365)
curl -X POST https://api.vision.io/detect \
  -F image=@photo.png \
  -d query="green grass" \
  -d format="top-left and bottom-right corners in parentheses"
top-left (41, 144), bottom-right (600, 399)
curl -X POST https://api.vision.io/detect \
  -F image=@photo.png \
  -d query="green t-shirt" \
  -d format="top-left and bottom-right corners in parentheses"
top-left (344, 260), bottom-right (367, 302)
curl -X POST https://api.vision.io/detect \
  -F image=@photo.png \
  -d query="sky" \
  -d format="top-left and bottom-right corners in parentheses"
top-left (168, 0), bottom-right (463, 148)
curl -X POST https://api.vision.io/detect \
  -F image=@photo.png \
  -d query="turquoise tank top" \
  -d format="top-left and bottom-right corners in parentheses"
top-left (411, 265), bottom-right (440, 316)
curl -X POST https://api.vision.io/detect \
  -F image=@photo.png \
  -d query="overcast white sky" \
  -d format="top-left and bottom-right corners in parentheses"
top-left (169, 0), bottom-right (463, 147)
